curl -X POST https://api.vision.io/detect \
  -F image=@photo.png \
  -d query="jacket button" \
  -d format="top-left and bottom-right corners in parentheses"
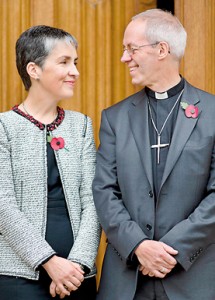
top-left (146, 224), bottom-right (152, 230)
top-left (149, 191), bottom-right (153, 198)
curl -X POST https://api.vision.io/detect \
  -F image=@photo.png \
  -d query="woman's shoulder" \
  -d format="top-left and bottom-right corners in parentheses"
top-left (0, 109), bottom-right (16, 119)
top-left (65, 109), bottom-right (87, 118)
top-left (64, 110), bottom-right (92, 123)
top-left (63, 110), bottom-right (93, 137)
top-left (0, 110), bottom-right (22, 138)
top-left (0, 110), bottom-right (20, 128)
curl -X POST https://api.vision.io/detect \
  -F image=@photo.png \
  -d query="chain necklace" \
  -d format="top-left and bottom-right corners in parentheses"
top-left (22, 102), bottom-right (31, 116)
top-left (22, 102), bottom-right (58, 123)
top-left (147, 89), bottom-right (184, 164)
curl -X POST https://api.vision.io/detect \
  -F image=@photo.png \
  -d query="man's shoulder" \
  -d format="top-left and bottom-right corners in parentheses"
top-left (184, 79), bottom-right (215, 99)
top-left (105, 89), bottom-right (145, 114)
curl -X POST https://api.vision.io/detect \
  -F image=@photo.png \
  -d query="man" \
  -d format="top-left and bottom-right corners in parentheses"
top-left (93, 9), bottom-right (215, 300)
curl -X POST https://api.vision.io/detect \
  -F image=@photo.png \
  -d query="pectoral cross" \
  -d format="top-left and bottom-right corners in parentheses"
top-left (151, 134), bottom-right (169, 164)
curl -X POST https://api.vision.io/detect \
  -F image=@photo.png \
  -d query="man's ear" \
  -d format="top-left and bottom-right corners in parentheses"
top-left (26, 62), bottom-right (40, 80)
top-left (158, 41), bottom-right (170, 59)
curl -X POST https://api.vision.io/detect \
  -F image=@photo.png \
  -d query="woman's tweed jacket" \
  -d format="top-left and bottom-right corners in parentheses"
top-left (0, 109), bottom-right (101, 280)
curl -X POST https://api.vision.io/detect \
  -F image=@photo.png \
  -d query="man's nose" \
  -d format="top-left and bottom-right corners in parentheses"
top-left (121, 50), bottom-right (132, 63)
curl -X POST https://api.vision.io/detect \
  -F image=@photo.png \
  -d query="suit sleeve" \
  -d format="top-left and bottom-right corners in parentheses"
top-left (160, 139), bottom-right (215, 271)
top-left (93, 110), bottom-right (148, 263)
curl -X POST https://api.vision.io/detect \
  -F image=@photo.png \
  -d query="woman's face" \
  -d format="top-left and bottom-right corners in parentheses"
top-left (36, 40), bottom-right (79, 101)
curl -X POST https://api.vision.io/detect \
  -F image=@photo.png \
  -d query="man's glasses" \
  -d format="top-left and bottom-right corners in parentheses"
top-left (123, 42), bottom-right (159, 55)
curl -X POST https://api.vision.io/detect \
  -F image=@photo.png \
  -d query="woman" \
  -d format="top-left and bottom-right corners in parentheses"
top-left (0, 25), bottom-right (100, 299)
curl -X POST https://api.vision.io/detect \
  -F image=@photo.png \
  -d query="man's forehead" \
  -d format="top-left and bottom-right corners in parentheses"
top-left (123, 20), bottom-right (146, 44)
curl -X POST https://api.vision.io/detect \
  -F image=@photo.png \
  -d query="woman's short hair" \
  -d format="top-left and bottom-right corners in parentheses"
top-left (132, 9), bottom-right (187, 61)
top-left (16, 25), bottom-right (78, 90)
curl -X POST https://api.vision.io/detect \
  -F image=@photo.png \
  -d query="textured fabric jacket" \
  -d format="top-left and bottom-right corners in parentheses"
top-left (0, 109), bottom-right (100, 280)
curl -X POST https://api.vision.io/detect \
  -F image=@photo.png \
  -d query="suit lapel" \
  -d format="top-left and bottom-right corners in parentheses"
top-left (160, 82), bottom-right (202, 191)
top-left (128, 91), bottom-right (153, 188)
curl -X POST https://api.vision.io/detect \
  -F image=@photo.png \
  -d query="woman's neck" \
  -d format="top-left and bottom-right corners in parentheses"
top-left (19, 97), bottom-right (58, 125)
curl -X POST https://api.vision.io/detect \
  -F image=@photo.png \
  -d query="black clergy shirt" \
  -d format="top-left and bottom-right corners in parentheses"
top-left (146, 78), bottom-right (185, 199)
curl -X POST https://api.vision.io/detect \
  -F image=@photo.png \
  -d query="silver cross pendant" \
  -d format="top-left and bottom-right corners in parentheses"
top-left (151, 135), bottom-right (169, 164)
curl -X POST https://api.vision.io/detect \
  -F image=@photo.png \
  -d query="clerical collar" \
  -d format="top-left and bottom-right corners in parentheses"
top-left (145, 78), bottom-right (185, 100)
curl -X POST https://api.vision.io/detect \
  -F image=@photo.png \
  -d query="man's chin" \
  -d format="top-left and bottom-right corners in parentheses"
top-left (131, 77), bottom-right (144, 86)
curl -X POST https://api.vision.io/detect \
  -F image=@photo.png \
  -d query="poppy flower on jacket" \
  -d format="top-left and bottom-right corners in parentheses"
top-left (181, 102), bottom-right (199, 119)
top-left (50, 137), bottom-right (65, 150)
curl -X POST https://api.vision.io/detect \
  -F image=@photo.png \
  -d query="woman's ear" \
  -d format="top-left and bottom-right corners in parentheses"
top-left (26, 62), bottom-right (40, 81)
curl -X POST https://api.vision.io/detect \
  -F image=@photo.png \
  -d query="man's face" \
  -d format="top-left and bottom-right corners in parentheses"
top-left (121, 20), bottom-right (159, 87)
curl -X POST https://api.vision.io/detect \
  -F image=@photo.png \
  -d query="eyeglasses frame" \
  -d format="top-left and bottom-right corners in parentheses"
top-left (123, 42), bottom-right (170, 55)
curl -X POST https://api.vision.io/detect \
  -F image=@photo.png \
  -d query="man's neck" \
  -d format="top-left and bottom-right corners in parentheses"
top-left (148, 74), bottom-right (181, 93)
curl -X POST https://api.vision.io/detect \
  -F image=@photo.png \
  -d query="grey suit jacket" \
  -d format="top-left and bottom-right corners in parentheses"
top-left (93, 80), bottom-right (215, 300)
top-left (0, 110), bottom-right (100, 280)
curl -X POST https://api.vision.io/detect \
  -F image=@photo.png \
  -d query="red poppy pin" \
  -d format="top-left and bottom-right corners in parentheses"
top-left (50, 137), bottom-right (65, 150)
top-left (47, 135), bottom-right (69, 151)
top-left (181, 102), bottom-right (199, 118)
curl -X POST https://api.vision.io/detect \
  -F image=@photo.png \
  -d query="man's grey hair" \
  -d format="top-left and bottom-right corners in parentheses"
top-left (132, 9), bottom-right (187, 60)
